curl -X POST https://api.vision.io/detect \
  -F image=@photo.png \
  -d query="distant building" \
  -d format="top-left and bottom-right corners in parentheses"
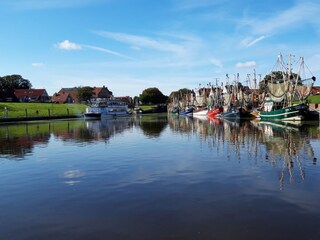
top-left (311, 86), bottom-right (320, 95)
top-left (51, 91), bottom-right (74, 104)
top-left (14, 89), bottom-right (49, 102)
top-left (52, 86), bottom-right (113, 104)
top-left (52, 87), bottom-right (84, 103)
top-left (114, 96), bottom-right (133, 106)
top-left (92, 86), bottom-right (113, 98)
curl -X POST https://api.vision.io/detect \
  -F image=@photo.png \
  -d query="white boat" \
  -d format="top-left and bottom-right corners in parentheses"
top-left (84, 105), bottom-right (102, 119)
top-left (101, 99), bottom-right (131, 119)
top-left (84, 98), bottom-right (131, 119)
top-left (193, 107), bottom-right (208, 116)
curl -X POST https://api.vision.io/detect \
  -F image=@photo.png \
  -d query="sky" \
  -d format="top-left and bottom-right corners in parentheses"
top-left (1, 0), bottom-right (320, 97)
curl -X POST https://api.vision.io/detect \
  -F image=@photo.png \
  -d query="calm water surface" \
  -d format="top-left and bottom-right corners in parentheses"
top-left (0, 114), bottom-right (319, 240)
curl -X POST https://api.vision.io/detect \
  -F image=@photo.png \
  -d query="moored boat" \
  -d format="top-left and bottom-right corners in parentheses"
top-left (100, 99), bottom-right (131, 119)
top-left (207, 106), bottom-right (223, 118)
top-left (193, 106), bottom-right (208, 116)
top-left (179, 105), bottom-right (195, 116)
top-left (259, 53), bottom-right (315, 121)
top-left (259, 100), bottom-right (308, 121)
top-left (84, 98), bottom-right (131, 120)
top-left (84, 105), bottom-right (103, 119)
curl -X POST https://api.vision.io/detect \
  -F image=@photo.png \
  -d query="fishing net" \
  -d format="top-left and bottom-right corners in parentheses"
top-left (267, 80), bottom-right (288, 102)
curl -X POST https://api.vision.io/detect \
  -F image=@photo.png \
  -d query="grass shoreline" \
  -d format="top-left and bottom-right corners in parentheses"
top-left (0, 102), bottom-right (87, 119)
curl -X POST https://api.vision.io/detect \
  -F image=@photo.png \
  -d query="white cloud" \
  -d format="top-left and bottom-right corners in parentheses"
top-left (56, 40), bottom-right (82, 50)
top-left (55, 40), bottom-right (133, 59)
top-left (241, 36), bottom-right (268, 48)
top-left (235, 61), bottom-right (256, 68)
top-left (31, 62), bottom-right (45, 67)
top-left (83, 44), bottom-right (133, 60)
top-left (95, 31), bottom-right (187, 55)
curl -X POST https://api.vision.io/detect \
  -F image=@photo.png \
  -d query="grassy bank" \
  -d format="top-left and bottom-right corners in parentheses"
top-left (308, 95), bottom-right (320, 103)
top-left (139, 105), bottom-right (157, 111)
top-left (0, 102), bottom-right (87, 118)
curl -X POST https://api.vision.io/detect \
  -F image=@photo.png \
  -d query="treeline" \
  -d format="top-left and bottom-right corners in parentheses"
top-left (0, 74), bottom-right (172, 105)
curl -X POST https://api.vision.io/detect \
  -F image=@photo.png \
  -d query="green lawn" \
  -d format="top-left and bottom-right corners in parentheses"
top-left (139, 105), bottom-right (157, 111)
top-left (0, 102), bottom-right (87, 118)
top-left (308, 95), bottom-right (320, 104)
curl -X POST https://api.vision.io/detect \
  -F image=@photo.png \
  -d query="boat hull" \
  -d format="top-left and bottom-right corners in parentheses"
top-left (219, 107), bottom-right (253, 120)
top-left (84, 113), bottom-right (101, 119)
top-left (260, 104), bottom-right (308, 121)
top-left (193, 107), bottom-right (208, 116)
top-left (101, 112), bottom-right (131, 119)
top-left (179, 107), bottom-right (194, 116)
top-left (207, 107), bottom-right (223, 118)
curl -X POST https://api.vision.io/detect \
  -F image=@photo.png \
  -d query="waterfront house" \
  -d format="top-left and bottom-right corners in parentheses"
top-left (51, 88), bottom-right (83, 103)
top-left (92, 86), bottom-right (113, 99)
top-left (311, 86), bottom-right (320, 95)
top-left (14, 89), bottom-right (49, 102)
top-left (51, 91), bottom-right (74, 104)
top-left (53, 86), bottom-right (113, 104)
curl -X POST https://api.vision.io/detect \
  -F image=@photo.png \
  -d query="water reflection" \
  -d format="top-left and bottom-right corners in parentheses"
top-left (1, 115), bottom-right (320, 239)
top-left (251, 120), bottom-right (318, 189)
top-left (0, 123), bottom-right (51, 159)
top-left (167, 115), bottom-right (320, 189)
top-left (133, 114), bottom-right (168, 137)
top-left (1, 117), bottom-right (319, 184)
top-left (63, 169), bottom-right (86, 186)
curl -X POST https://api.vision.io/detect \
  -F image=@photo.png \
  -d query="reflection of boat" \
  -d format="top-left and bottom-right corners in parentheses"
top-left (250, 118), bottom-right (318, 189)
top-left (84, 98), bottom-right (131, 119)
top-left (208, 116), bottom-right (222, 124)
top-left (85, 117), bottom-right (132, 140)
top-left (251, 119), bottom-right (303, 132)
top-left (259, 53), bottom-right (315, 121)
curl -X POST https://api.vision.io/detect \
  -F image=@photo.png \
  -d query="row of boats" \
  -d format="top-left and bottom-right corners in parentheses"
top-left (169, 53), bottom-right (317, 121)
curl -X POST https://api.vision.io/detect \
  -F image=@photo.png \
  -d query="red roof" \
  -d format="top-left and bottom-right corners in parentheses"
top-left (14, 89), bottom-right (48, 98)
top-left (51, 92), bottom-right (71, 103)
top-left (311, 86), bottom-right (320, 95)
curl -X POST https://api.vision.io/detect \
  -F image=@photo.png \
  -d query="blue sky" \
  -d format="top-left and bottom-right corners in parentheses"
top-left (0, 0), bottom-right (320, 97)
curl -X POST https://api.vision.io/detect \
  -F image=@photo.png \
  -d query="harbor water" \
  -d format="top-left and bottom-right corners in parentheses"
top-left (0, 114), bottom-right (319, 240)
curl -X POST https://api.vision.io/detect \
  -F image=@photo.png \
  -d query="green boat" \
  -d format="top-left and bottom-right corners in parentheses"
top-left (259, 53), bottom-right (315, 121)
top-left (260, 101), bottom-right (308, 121)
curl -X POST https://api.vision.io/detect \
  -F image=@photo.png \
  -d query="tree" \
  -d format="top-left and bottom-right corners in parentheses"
top-left (139, 87), bottom-right (168, 104)
top-left (169, 88), bottom-right (193, 101)
top-left (77, 86), bottom-right (94, 102)
top-left (0, 74), bottom-right (32, 101)
top-left (2, 74), bottom-right (32, 89)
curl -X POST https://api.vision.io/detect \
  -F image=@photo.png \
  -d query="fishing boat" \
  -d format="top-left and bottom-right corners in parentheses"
top-left (207, 106), bottom-right (223, 118)
top-left (259, 53), bottom-right (316, 121)
top-left (192, 85), bottom-right (209, 116)
top-left (206, 81), bottom-right (224, 118)
top-left (219, 74), bottom-right (253, 120)
top-left (179, 105), bottom-right (195, 116)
